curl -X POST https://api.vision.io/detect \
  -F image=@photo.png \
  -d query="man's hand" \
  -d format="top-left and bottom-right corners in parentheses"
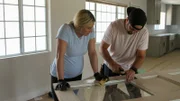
top-left (125, 69), bottom-right (136, 82)
top-left (55, 79), bottom-right (70, 91)
top-left (109, 61), bottom-right (123, 73)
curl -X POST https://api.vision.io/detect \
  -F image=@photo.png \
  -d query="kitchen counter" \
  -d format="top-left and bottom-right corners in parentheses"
top-left (150, 33), bottom-right (176, 41)
top-left (150, 33), bottom-right (177, 37)
top-left (147, 33), bottom-right (177, 57)
top-left (54, 69), bottom-right (180, 101)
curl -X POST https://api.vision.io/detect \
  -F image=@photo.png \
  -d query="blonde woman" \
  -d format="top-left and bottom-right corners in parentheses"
top-left (50, 9), bottom-right (108, 101)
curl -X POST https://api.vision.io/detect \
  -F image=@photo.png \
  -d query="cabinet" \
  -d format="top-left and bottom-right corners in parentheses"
top-left (147, 35), bottom-right (167, 57)
top-left (147, 0), bottom-right (161, 24)
top-left (168, 34), bottom-right (176, 52)
top-left (172, 5), bottom-right (180, 24)
top-left (169, 40), bottom-right (175, 51)
top-left (175, 34), bottom-right (180, 49)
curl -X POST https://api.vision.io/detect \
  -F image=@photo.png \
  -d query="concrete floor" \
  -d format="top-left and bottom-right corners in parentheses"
top-left (28, 93), bottom-right (53, 101)
top-left (142, 49), bottom-right (180, 72)
top-left (28, 49), bottom-right (180, 101)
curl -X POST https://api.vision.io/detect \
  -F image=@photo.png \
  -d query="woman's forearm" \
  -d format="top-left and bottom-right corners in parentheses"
top-left (89, 51), bottom-right (98, 73)
top-left (56, 56), bottom-right (64, 80)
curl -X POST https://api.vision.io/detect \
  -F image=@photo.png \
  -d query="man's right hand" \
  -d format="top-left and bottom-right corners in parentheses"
top-left (109, 61), bottom-right (124, 73)
top-left (55, 79), bottom-right (70, 91)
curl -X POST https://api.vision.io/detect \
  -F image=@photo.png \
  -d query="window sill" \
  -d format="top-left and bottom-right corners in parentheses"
top-left (0, 51), bottom-right (50, 60)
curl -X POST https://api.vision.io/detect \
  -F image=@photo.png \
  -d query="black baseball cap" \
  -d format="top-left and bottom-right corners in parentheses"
top-left (127, 7), bottom-right (147, 30)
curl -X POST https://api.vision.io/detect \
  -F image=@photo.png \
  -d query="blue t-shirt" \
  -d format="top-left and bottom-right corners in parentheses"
top-left (50, 23), bottom-right (95, 78)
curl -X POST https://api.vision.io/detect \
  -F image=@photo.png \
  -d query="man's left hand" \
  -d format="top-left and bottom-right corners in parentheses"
top-left (125, 69), bottom-right (136, 82)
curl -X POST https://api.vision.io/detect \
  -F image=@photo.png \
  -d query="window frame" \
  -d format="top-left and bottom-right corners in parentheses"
top-left (0, 0), bottom-right (49, 59)
top-left (154, 12), bottom-right (166, 30)
top-left (86, 1), bottom-right (127, 43)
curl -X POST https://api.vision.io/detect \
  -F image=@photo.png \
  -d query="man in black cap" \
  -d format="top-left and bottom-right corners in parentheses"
top-left (99, 7), bottom-right (149, 98)
top-left (126, 7), bottom-right (147, 35)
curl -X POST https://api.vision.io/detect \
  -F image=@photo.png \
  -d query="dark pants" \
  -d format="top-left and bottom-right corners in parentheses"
top-left (101, 64), bottom-right (141, 99)
top-left (51, 74), bottom-right (82, 101)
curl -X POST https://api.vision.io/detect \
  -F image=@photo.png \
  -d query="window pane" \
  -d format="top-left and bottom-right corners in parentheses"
top-left (0, 22), bottom-right (4, 38)
top-left (5, 22), bottom-right (19, 38)
top-left (107, 6), bottom-right (111, 12)
top-left (102, 12), bottom-right (107, 21)
top-left (111, 13), bottom-right (115, 21)
top-left (5, 5), bottom-right (19, 21)
top-left (0, 39), bottom-right (5, 56)
top-left (96, 12), bottom-right (102, 21)
top-left (24, 22), bottom-right (35, 37)
top-left (24, 37), bottom-right (35, 52)
top-left (6, 38), bottom-right (20, 55)
top-left (96, 23), bottom-right (102, 32)
top-left (111, 6), bottom-right (116, 13)
top-left (23, 6), bottom-right (34, 21)
top-left (35, 0), bottom-right (45, 6)
top-left (4, 0), bottom-right (18, 4)
top-left (118, 7), bottom-right (125, 13)
top-left (23, 0), bottom-right (34, 5)
top-left (97, 3), bottom-right (101, 11)
top-left (36, 22), bottom-right (46, 36)
top-left (35, 7), bottom-right (45, 21)
top-left (160, 12), bottom-right (165, 29)
top-left (89, 2), bottom-right (95, 10)
top-left (36, 36), bottom-right (46, 51)
top-left (0, 0), bottom-right (2, 3)
top-left (0, 5), bottom-right (4, 20)
top-left (154, 12), bottom-right (165, 30)
top-left (96, 32), bottom-right (104, 43)
top-left (101, 4), bottom-right (107, 12)
top-left (85, 2), bottom-right (89, 9)
top-left (102, 23), bottom-right (107, 32)
top-left (107, 13), bottom-right (111, 22)
top-left (118, 14), bottom-right (124, 19)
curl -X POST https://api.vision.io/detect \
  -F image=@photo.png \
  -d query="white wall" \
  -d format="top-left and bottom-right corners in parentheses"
top-left (0, 0), bottom-right (146, 101)
top-left (0, 53), bottom-right (51, 101)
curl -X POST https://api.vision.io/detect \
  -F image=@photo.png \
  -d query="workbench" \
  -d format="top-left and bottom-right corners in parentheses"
top-left (54, 69), bottom-right (180, 101)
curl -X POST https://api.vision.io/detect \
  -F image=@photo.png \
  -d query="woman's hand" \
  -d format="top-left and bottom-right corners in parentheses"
top-left (55, 79), bottom-right (70, 91)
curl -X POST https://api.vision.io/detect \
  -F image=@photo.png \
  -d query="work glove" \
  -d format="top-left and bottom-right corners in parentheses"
top-left (55, 79), bottom-right (70, 91)
top-left (94, 72), bottom-right (109, 81)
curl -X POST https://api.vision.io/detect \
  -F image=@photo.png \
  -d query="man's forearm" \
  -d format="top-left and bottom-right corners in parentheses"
top-left (99, 48), bottom-right (114, 64)
top-left (132, 56), bottom-right (145, 69)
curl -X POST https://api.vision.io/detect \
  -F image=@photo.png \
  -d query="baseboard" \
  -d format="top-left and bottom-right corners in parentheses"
top-left (3, 86), bottom-right (50, 101)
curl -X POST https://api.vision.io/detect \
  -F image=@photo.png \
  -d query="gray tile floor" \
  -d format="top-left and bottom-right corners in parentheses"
top-left (28, 49), bottom-right (180, 101)
top-left (142, 49), bottom-right (180, 72)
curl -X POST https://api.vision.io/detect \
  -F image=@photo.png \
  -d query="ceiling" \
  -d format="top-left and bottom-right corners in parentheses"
top-left (161, 0), bottom-right (180, 5)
